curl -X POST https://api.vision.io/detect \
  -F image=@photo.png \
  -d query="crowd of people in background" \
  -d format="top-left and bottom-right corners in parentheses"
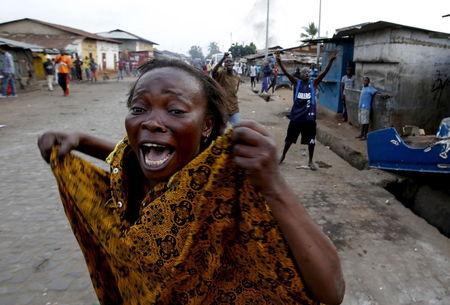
top-left (37, 51), bottom-right (132, 95)
top-left (195, 50), bottom-right (388, 173)
top-left (202, 52), bottom-right (387, 147)
top-left (36, 52), bottom-right (102, 96)
top-left (2, 49), bottom-right (385, 144)
top-left (2, 50), bottom-right (141, 97)
top-left (201, 55), bottom-right (281, 97)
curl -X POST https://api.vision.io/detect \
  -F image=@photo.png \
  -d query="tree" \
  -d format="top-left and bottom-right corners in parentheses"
top-left (301, 22), bottom-right (318, 39)
top-left (188, 45), bottom-right (204, 60)
top-left (228, 42), bottom-right (257, 58)
top-left (207, 42), bottom-right (221, 58)
top-left (244, 42), bottom-right (257, 55)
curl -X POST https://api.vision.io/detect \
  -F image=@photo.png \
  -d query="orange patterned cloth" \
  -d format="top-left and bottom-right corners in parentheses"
top-left (50, 131), bottom-right (319, 305)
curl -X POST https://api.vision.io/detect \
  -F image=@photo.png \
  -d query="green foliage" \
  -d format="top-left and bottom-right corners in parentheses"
top-left (228, 42), bottom-right (257, 58)
top-left (207, 42), bottom-right (221, 58)
top-left (301, 22), bottom-right (318, 39)
top-left (188, 45), bottom-right (204, 60)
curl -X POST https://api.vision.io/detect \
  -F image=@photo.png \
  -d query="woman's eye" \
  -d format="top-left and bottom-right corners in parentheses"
top-left (130, 106), bottom-right (145, 114)
top-left (168, 109), bottom-right (185, 115)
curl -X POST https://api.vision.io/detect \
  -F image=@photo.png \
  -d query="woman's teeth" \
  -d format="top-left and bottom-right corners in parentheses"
top-left (144, 153), bottom-right (171, 167)
top-left (142, 143), bottom-right (172, 168)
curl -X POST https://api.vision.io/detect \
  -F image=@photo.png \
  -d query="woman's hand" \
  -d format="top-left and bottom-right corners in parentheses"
top-left (232, 120), bottom-right (345, 304)
top-left (37, 131), bottom-right (80, 163)
top-left (231, 120), bottom-right (284, 197)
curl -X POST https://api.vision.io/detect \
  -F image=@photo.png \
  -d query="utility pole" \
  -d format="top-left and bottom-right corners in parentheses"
top-left (316, 0), bottom-right (322, 67)
top-left (265, 0), bottom-right (270, 59)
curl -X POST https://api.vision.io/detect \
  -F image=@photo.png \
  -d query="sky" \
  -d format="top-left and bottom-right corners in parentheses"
top-left (1, 0), bottom-right (449, 56)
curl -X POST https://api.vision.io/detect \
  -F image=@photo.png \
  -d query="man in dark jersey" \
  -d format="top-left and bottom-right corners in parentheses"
top-left (276, 51), bottom-right (337, 170)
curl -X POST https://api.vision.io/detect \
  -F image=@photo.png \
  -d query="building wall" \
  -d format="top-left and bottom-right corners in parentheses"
top-left (0, 20), bottom-right (90, 59)
top-left (118, 40), bottom-right (154, 54)
top-left (119, 40), bottom-right (138, 52)
top-left (0, 20), bottom-right (65, 35)
top-left (346, 28), bottom-right (450, 132)
top-left (0, 20), bottom-right (83, 53)
top-left (81, 38), bottom-right (97, 61)
top-left (66, 38), bottom-right (83, 56)
top-left (96, 41), bottom-right (119, 70)
top-left (136, 41), bottom-right (154, 52)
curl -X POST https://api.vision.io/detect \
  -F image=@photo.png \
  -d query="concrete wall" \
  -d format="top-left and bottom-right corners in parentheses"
top-left (136, 41), bottom-right (154, 52)
top-left (346, 88), bottom-right (395, 131)
top-left (81, 38), bottom-right (97, 60)
top-left (118, 40), bottom-right (154, 54)
top-left (67, 38), bottom-right (83, 56)
top-left (119, 40), bottom-right (138, 52)
top-left (346, 28), bottom-right (450, 133)
top-left (0, 20), bottom-right (65, 35)
top-left (96, 41), bottom-right (119, 70)
top-left (0, 20), bottom-right (87, 60)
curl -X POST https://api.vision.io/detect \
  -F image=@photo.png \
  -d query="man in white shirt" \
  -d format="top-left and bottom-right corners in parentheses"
top-left (249, 64), bottom-right (257, 89)
top-left (340, 66), bottom-right (355, 122)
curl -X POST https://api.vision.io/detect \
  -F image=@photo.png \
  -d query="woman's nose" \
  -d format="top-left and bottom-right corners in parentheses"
top-left (141, 114), bottom-right (168, 132)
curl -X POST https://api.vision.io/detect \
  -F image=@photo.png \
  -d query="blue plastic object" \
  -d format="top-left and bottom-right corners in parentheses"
top-left (367, 127), bottom-right (450, 174)
top-left (436, 118), bottom-right (450, 139)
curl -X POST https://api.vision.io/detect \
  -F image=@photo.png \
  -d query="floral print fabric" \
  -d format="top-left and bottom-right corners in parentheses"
top-left (50, 131), bottom-right (318, 305)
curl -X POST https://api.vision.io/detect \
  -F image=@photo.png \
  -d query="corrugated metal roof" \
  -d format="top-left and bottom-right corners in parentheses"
top-left (302, 37), bottom-right (353, 44)
top-left (0, 36), bottom-right (44, 51)
top-left (245, 51), bottom-right (315, 64)
top-left (334, 21), bottom-right (449, 38)
top-left (97, 29), bottom-right (158, 45)
top-left (0, 18), bottom-right (122, 44)
top-left (97, 31), bottom-right (137, 40)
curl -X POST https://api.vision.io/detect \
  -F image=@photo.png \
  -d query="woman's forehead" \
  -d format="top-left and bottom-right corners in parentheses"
top-left (132, 67), bottom-right (208, 107)
top-left (136, 67), bottom-right (202, 93)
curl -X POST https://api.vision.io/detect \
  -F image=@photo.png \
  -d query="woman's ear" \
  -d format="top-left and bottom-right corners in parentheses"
top-left (202, 115), bottom-right (214, 138)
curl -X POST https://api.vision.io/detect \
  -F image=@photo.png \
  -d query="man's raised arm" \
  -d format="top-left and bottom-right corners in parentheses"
top-left (275, 52), bottom-right (297, 85)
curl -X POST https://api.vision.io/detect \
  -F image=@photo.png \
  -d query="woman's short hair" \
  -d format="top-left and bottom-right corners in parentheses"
top-left (127, 58), bottom-right (228, 149)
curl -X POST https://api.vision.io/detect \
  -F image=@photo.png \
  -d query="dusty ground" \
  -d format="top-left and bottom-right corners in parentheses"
top-left (0, 78), bottom-right (449, 305)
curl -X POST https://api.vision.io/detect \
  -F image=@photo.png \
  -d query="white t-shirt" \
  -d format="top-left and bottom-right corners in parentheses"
top-left (250, 65), bottom-right (257, 77)
top-left (341, 75), bottom-right (355, 90)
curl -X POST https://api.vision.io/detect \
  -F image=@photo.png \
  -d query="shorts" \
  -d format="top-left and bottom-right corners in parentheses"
top-left (285, 121), bottom-right (316, 145)
top-left (358, 108), bottom-right (370, 125)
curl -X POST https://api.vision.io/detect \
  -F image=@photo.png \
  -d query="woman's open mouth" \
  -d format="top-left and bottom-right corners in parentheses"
top-left (140, 142), bottom-right (174, 170)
